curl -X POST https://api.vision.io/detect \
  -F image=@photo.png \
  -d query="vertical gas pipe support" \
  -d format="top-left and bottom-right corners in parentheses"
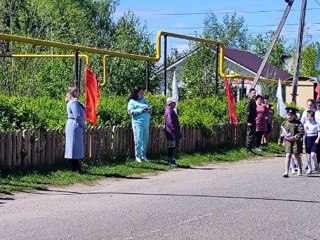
top-left (78, 58), bottom-right (82, 88)
top-left (74, 50), bottom-right (79, 88)
top-left (146, 61), bottom-right (150, 92)
top-left (163, 35), bottom-right (168, 96)
top-left (215, 44), bottom-right (220, 95)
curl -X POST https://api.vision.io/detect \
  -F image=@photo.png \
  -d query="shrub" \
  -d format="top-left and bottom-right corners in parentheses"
top-left (0, 94), bottom-right (275, 132)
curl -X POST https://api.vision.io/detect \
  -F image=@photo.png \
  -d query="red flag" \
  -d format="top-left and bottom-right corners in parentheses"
top-left (224, 76), bottom-right (238, 124)
top-left (85, 65), bottom-right (99, 125)
top-left (316, 83), bottom-right (320, 100)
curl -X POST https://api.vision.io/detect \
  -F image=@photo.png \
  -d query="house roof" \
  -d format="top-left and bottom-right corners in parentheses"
top-left (223, 47), bottom-right (292, 80)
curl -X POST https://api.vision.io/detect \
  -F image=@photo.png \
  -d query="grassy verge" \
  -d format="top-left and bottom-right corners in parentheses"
top-left (0, 143), bottom-right (283, 194)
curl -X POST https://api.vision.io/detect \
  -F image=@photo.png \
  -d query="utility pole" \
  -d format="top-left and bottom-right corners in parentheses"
top-left (291, 0), bottom-right (307, 104)
top-left (251, 0), bottom-right (294, 88)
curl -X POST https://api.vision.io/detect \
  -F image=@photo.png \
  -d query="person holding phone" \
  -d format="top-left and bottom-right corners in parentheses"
top-left (127, 86), bottom-right (151, 162)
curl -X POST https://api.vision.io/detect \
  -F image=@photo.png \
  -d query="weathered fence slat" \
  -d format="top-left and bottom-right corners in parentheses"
top-left (0, 123), bottom-right (282, 169)
top-left (6, 132), bottom-right (13, 168)
top-left (0, 132), bottom-right (4, 166)
top-left (16, 131), bottom-right (22, 166)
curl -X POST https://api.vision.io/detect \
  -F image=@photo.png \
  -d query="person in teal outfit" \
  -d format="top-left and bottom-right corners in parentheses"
top-left (127, 86), bottom-right (151, 162)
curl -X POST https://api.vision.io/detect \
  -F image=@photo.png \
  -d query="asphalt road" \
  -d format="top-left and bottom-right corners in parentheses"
top-left (1, 156), bottom-right (320, 240)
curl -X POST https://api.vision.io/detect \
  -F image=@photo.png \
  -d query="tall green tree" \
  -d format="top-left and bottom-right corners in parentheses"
top-left (301, 42), bottom-right (320, 77)
top-left (107, 11), bottom-right (156, 95)
top-left (178, 12), bottom-right (251, 99)
top-left (251, 30), bottom-right (288, 99)
top-left (203, 12), bottom-right (251, 50)
top-left (0, 0), bottom-right (127, 97)
top-left (251, 30), bottom-right (287, 69)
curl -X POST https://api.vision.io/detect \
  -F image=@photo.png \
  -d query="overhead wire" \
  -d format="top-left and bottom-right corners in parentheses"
top-left (121, 7), bottom-right (320, 17)
top-left (147, 22), bottom-right (320, 30)
top-left (314, 0), bottom-right (320, 6)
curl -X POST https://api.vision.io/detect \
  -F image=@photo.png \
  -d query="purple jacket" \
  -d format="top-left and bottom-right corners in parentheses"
top-left (164, 107), bottom-right (181, 140)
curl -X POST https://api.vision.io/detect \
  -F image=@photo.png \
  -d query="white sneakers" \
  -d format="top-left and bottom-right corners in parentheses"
top-left (255, 148), bottom-right (262, 152)
top-left (291, 169), bottom-right (297, 175)
top-left (135, 156), bottom-right (150, 163)
top-left (135, 157), bottom-right (142, 163)
top-left (284, 169), bottom-right (302, 177)
top-left (306, 169), bottom-right (312, 175)
top-left (142, 156), bottom-right (150, 162)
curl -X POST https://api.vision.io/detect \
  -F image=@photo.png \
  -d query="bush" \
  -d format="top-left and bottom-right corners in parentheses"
top-left (0, 94), bottom-right (273, 132)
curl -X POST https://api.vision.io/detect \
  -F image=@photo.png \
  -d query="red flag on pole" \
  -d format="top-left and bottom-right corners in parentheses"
top-left (85, 65), bottom-right (99, 125)
top-left (224, 76), bottom-right (238, 124)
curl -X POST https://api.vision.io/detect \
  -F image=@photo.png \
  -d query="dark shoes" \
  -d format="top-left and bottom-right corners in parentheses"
top-left (69, 160), bottom-right (84, 174)
top-left (168, 158), bottom-right (178, 167)
top-left (247, 149), bottom-right (255, 155)
top-left (169, 162), bottom-right (178, 167)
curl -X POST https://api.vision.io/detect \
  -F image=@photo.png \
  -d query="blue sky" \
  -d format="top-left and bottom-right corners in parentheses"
top-left (114, 0), bottom-right (320, 52)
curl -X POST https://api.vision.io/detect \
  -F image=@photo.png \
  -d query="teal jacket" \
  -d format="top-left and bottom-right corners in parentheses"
top-left (127, 98), bottom-right (151, 123)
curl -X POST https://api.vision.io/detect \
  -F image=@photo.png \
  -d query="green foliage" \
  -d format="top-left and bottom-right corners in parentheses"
top-left (107, 12), bottom-right (156, 95)
top-left (178, 96), bottom-right (229, 130)
top-left (0, 94), bottom-right (255, 131)
top-left (251, 31), bottom-right (288, 99)
top-left (0, 0), bottom-right (157, 97)
top-left (98, 94), bottom-right (129, 126)
top-left (98, 93), bottom-right (166, 127)
top-left (203, 12), bottom-right (251, 50)
top-left (178, 44), bottom-right (218, 99)
top-left (301, 42), bottom-right (320, 77)
top-left (144, 93), bottom-right (167, 126)
top-left (251, 31), bottom-right (287, 69)
top-left (178, 12), bottom-right (251, 99)
top-left (0, 96), bottom-right (46, 131)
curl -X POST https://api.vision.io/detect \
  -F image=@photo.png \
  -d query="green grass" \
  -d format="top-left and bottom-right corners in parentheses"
top-left (0, 142), bottom-right (283, 194)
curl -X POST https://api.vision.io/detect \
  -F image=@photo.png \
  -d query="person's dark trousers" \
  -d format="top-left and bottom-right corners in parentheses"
top-left (168, 147), bottom-right (175, 162)
top-left (69, 159), bottom-right (77, 171)
top-left (255, 131), bottom-right (264, 148)
top-left (69, 159), bottom-right (83, 173)
top-left (246, 123), bottom-right (256, 151)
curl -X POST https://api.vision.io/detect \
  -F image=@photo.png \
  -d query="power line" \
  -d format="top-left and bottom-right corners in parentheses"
top-left (130, 7), bottom-right (320, 17)
top-left (149, 29), bottom-right (320, 37)
top-left (147, 22), bottom-right (320, 30)
top-left (314, 0), bottom-right (320, 6)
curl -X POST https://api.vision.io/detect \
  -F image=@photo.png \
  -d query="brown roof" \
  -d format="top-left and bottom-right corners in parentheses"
top-left (223, 47), bottom-right (292, 80)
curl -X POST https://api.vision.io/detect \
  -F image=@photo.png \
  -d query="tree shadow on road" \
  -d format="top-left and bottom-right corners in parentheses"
top-left (31, 190), bottom-right (320, 204)
top-left (0, 196), bottom-right (15, 206)
top-left (85, 172), bottom-right (149, 180)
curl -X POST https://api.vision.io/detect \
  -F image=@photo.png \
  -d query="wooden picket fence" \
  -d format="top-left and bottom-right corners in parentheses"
top-left (0, 123), bottom-right (281, 169)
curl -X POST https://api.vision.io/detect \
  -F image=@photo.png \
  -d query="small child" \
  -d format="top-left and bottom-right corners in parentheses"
top-left (303, 110), bottom-right (320, 174)
top-left (164, 97), bottom-right (181, 167)
top-left (279, 107), bottom-right (304, 177)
